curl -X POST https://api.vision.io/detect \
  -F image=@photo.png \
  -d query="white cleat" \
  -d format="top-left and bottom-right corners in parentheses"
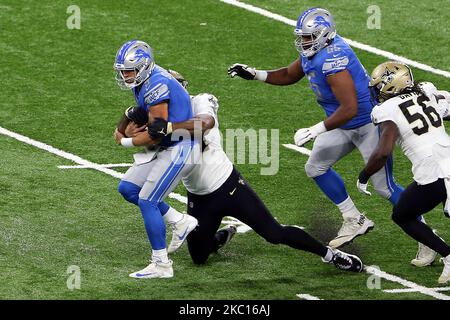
top-left (329, 214), bottom-right (374, 249)
top-left (129, 260), bottom-right (173, 279)
top-left (411, 242), bottom-right (437, 267)
top-left (168, 214), bottom-right (198, 254)
top-left (438, 255), bottom-right (450, 284)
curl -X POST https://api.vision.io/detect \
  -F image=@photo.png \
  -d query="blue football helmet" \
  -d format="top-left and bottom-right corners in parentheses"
top-left (294, 8), bottom-right (336, 58)
top-left (114, 40), bottom-right (155, 89)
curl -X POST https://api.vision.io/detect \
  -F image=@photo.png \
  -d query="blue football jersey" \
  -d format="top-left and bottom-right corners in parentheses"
top-left (300, 35), bottom-right (376, 129)
top-left (133, 65), bottom-right (193, 146)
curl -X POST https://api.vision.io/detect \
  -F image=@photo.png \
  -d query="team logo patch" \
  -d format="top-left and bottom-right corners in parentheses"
top-left (145, 84), bottom-right (169, 104)
top-left (322, 56), bottom-right (349, 73)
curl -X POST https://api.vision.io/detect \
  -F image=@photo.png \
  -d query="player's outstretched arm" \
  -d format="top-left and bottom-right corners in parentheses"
top-left (324, 70), bottom-right (358, 130)
top-left (227, 59), bottom-right (304, 85)
top-left (357, 121), bottom-right (398, 193)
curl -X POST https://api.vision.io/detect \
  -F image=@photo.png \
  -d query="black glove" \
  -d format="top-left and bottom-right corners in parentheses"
top-left (124, 106), bottom-right (148, 126)
top-left (227, 63), bottom-right (256, 80)
top-left (148, 117), bottom-right (173, 139)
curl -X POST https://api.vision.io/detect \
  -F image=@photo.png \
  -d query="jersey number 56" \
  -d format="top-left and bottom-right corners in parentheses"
top-left (399, 95), bottom-right (442, 135)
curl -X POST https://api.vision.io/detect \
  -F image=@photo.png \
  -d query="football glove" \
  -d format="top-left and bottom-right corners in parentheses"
top-left (125, 106), bottom-right (148, 126)
top-left (357, 170), bottom-right (372, 196)
top-left (356, 180), bottom-right (372, 196)
top-left (294, 122), bottom-right (326, 146)
top-left (227, 63), bottom-right (256, 80)
top-left (148, 118), bottom-right (173, 139)
top-left (417, 82), bottom-right (438, 99)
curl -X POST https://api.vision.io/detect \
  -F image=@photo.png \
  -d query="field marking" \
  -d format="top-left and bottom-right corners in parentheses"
top-left (0, 126), bottom-right (251, 233)
top-left (58, 163), bottom-right (133, 169)
top-left (296, 293), bottom-right (321, 300)
top-left (383, 287), bottom-right (450, 294)
top-left (282, 143), bottom-right (311, 156)
top-left (365, 266), bottom-right (450, 300)
top-left (219, 0), bottom-right (450, 79)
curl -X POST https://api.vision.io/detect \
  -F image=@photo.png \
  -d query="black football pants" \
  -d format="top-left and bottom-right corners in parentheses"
top-left (392, 178), bottom-right (450, 257)
top-left (186, 168), bottom-right (328, 264)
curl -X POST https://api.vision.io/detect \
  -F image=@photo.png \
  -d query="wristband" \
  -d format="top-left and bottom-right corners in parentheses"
top-left (121, 137), bottom-right (134, 148)
top-left (358, 170), bottom-right (371, 184)
top-left (311, 121), bottom-right (327, 135)
top-left (254, 70), bottom-right (268, 82)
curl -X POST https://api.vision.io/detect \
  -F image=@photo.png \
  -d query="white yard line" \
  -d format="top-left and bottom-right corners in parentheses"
top-left (296, 293), bottom-right (321, 300)
top-left (365, 266), bottom-right (450, 300)
top-left (282, 143), bottom-right (311, 156)
top-left (383, 287), bottom-right (450, 294)
top-left (219, 0), bottom-right (450, 79)
top-left (0, 126), bottom-right (251, 233)
top-left (58, 163), bottom-right (133, 169)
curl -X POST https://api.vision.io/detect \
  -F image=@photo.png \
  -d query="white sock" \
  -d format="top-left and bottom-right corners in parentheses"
top-left (163, 207), bottom-right (183, 224)
top-left (323, 248), bottom-right (334, 262)
top-left (152, 249), bottom-right (169, 263)
top-left (337, 197), bottom-right (361, 220)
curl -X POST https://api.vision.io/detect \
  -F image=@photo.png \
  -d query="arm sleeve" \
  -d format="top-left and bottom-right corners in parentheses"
top-left (321, 49), bottom-right (351, 77)
top-left (143, 79), bottom-right (170, 108)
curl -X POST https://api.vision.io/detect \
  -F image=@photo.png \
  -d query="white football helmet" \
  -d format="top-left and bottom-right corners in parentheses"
top-left (114, 40), bottom-right (155, 89)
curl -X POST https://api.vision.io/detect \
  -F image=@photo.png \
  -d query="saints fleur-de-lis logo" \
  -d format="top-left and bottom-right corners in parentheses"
top-left (382, 67), bottom-right (395, 83)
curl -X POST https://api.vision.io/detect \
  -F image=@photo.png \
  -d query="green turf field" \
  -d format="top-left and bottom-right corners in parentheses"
top-left (1, 0), bottom-right (449, 300)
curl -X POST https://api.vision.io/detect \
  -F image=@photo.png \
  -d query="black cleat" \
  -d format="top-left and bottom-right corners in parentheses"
top-left (215, 225), bottom-right (237, 251)
top-left (332, 249), bottom-right (364, 273)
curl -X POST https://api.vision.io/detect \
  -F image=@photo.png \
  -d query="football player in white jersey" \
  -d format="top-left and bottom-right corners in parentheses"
top-left (357, 61), bottom-right (450, 284)
top-left (148, 71), bottom-right (365, 273)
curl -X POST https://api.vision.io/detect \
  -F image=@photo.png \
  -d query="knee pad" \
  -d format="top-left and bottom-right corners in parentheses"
top-left (391, 205), bottom-right (406, 225)
top-left (304, 162), bottom-right (326, 178)
top-left (191, 255), bottom-right (208, 265)
top-left (118, 181), bottom-right (141, 205)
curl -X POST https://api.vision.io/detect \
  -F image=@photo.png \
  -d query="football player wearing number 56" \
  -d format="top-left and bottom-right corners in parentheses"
top-left (358, 61), bottom-right (450, 284)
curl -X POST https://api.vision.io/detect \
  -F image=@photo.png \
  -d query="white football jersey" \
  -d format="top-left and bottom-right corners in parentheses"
top-left (181, 93), bottom-right (233, 195)
top-left (371, 90), bottom-right (450, 185)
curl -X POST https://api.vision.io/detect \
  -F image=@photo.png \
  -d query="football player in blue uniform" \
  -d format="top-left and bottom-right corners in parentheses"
top-left (113, 40), bottom-right (200, 279)
top-left (227, 8), bottom-right (416, 253)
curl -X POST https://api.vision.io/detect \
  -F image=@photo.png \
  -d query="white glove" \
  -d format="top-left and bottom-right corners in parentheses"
top-left (417, 82), bottom-right (438, 99)
top-left (294, 122), bottom-right (326, 146)
top-left (356, 179), bottom-right (372, 196)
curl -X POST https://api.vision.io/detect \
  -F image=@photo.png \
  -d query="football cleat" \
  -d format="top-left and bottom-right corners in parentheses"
top-left (411, 242), bottom-right (437, 267)
top-left (168, 214), bottom-right (198, 254)
top-left (129, 260), bottom-right (173, 279)
top-left (331, 249), bottom-right (364, 273)
top-left (329, 214), bottom-right (374, 249)
top-left (438, 255), bottom-right (450, 284)
top-left (215, 225), bottom-right (237, 251)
